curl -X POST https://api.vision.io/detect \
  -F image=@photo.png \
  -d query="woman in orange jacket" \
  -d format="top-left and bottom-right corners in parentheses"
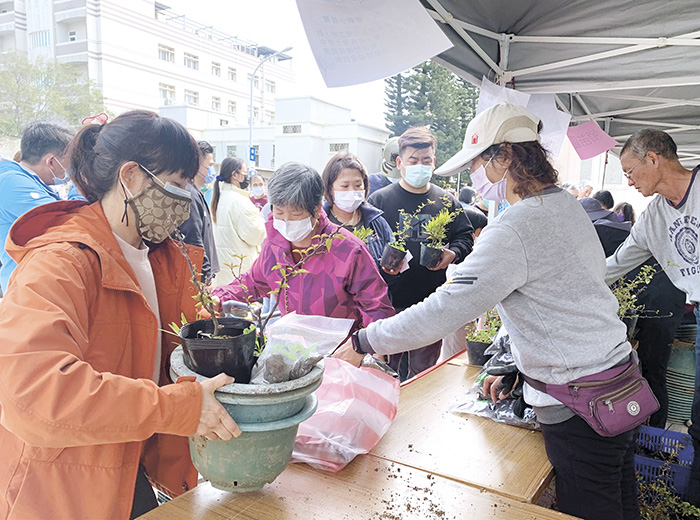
top-left (0, 110), bottom-right (241, 520)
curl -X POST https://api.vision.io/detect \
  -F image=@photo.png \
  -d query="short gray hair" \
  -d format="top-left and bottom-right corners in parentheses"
top-left (621, 129), bottom-right (678, 160)
top-left (267, 162), bottom-right (324, 215)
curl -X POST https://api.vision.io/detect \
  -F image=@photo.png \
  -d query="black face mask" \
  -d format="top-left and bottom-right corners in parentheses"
top-left (239, 173), bottom-right (250, 190)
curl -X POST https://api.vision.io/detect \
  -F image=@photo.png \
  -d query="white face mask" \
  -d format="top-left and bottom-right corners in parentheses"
top-left (334, 190), bottom-right (364, 213)
top-left (273, 216), bottom-right (314, 243)
top-left (251, 186), bottom-right (265, 197)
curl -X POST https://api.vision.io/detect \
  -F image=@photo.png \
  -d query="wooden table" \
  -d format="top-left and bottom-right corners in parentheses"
top-left (139, 455), bottom-right (574, 520)
top-left (140, 354), bottom-right (562, 519)
top-left (370, 355), bottom-right (553, 503)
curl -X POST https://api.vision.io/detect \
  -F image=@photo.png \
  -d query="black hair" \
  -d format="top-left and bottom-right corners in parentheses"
top-left (321, 151), bottom-right (369, 205)
top-left (592, 190), bottom-right (614, 210)
top-left (211, 156), bottom-right (246, 223)
top-left (459, 186), bottom-right (476, 205)
top-left (67, 110), bottom-right (199, 203)
top-left (20, 122), bottom-right (73, 164)
top-left (197, 140), bottom-right (214, 155)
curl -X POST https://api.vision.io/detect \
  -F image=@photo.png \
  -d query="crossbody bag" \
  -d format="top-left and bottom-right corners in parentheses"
top-left (522, 352), bottom-right (659, 437)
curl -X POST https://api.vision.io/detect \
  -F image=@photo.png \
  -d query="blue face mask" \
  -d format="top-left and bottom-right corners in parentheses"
top-left (49, 157), bottom-right (70, 185)
top-left (403, 164), bottom-right (433, 189)
top-left (200, 166), bottom-right (216, 184)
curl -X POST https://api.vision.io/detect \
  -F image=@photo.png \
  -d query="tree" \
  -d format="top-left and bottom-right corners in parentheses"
top-left (384, 60), bottom-right (480, 186)
top-left (0, 52), bottom-right (105, 136)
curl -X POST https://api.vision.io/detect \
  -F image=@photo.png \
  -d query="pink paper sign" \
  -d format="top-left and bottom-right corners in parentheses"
top-left (567, 121), bottom-right (619, 160)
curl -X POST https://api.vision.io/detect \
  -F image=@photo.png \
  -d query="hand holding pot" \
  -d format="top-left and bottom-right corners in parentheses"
top-left (427, 248), bottom-right (456, 271)
top-left (197, 373), bottom-right (242, 441)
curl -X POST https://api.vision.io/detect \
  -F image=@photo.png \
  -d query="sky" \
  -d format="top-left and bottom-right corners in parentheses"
top-left (163, 0), bottom-right (389, 129)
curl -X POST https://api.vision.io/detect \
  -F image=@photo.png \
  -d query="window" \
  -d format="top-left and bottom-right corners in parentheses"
top-left (247, 74), bottom-right (259, 89)
top-left (226, 145), bottom-right (237, 157)
top-left (228, 67), bottom-right (237, 81)
top-left (265, 110), bottom-right (275, 123)
top-left (252, 145), bottom-right (260, 167)
top-left (228, 101), bottom-right (236, 116)
top-left (329, 143), bottom-right (349, 153)
top-left (211, 62), bottom-right (220, 76)
top-left (211, 97), bottom-right (220, 111)
top-left (158, 44), bottom-right (174, 63)
top-left (68, 31), bottom-right (77, 42)
top-left (220, 119), bottom-right (229, 127)
top-left (184, 53), bottom-right (199, 70)
top-left (184, 89), bottom-right (199, 106)
top-left (252, 106), bottom-right (260, 121)
top-left (265, 80), bottom-right (276, 94)
top-left (29, 31), bottom-right (50, 49)
top-left (283, 124), bottom-right (302, 134)
top-left (159, 83), bottom-right (175, 106)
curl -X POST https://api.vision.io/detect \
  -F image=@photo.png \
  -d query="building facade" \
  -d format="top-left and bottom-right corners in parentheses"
top-left (183, 96), bottom-right (390, 177)
top-left (0, 0), bottom-right (294, 126)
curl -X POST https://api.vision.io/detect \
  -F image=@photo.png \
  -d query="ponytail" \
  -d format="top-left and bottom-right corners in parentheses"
top-left (210, 156), bottom-right (244, 223)
top-left (67, 124), bottom-right (104, 203)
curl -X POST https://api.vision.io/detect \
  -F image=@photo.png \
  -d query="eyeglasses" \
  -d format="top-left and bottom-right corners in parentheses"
top-left (622, 155), bottom-right (646, 180)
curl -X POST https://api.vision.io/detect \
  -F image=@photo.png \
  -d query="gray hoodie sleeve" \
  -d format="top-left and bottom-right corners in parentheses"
top-left (605, 214), bottom-right (653, 284)
top-left (364, 223), bottom-right (528, 356)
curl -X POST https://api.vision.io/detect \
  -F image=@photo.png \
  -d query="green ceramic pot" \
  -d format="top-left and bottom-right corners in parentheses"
top-left (170, 347), bottom-right (323, 492)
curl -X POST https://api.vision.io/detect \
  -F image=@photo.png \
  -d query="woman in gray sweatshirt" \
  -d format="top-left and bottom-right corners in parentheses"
top-left (336, 104), bottom-right (640, 520)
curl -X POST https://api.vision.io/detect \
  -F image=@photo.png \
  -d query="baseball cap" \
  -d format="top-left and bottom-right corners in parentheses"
top-left (381, 137), bottom-right (400, 179)
top-left (435, 103), bottom-right (541, 177)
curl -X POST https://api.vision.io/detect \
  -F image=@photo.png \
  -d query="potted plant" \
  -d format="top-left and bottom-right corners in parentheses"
top-left (611, 264), bottom-right (656, 340)
top-left (419, 204), bottom-right (461, 269)
top-left (168, 229), bottom-right (346, 493)
top-left (380, 202), bottom-right (431, 271)
top-left (464, 308), bottom-right (502, 366)
top-left (352, 225), bottom-right (374, 243)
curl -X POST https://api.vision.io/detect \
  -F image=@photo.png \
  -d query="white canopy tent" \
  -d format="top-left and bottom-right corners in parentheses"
top-left (421, 0), bottom-right (700, 167)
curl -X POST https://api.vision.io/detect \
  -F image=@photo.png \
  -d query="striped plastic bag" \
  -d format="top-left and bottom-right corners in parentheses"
top-left (291, 357), bottom-right (400, 472)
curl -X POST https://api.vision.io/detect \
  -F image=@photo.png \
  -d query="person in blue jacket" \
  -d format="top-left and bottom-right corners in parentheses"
top-left (321, 151), bottom-right (394, 266)
top-left (0, 121), bottom-right (74, 293)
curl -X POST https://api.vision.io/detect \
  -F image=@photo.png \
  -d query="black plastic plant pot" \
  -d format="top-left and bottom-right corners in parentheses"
top-left (381, 243), bottom-right (407, 271)
top-left (466, 340), bottom-right (492, 366)
top-left (419, 243), bottom-right (444, 269)
top-left (179, 317), bottom-right (257, 383)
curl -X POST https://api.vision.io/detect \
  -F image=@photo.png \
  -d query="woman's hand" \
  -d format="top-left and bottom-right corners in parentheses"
top-left (482, 375), bottom-right (506, 403)
top-left (332, 339), bottom-right (365, 367)
top-left (427, 248), bottom-right (456, 271)
top-left (196, 373), bottom-right (241, 441)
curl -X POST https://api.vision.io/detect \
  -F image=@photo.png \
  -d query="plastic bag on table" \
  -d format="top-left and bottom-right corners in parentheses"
top-left (251, 313), bottom-right (354, 384)
top-left (449, 325), bottom-right (540, 431)
top-left (291, 357), bottom-right (400, 472)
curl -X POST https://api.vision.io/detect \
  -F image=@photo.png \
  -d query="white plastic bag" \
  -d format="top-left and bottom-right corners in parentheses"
top-left (291, 357), bottom-right (400, 472)
top-left (251, 313), bottom-right (354, 384)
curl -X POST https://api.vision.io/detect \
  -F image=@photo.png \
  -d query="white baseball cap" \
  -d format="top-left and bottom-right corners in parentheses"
top-left (435, 103), bottom-right (541, 177)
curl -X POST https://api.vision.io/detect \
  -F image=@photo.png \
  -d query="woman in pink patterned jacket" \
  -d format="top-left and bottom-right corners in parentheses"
top-left (212, 162), bottom-right (395, 331)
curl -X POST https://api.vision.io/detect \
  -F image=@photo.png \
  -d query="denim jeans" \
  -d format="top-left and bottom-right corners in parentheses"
top-left (688, 305), bottom-right (700, 506)
top-left (541, 415), bottom-right (640, 520)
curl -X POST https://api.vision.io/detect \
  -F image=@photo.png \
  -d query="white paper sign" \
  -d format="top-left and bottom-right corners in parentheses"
top-left (296, 0), bottom-right (453, 88)
top-left (476, 76), bottom-right (531, 114)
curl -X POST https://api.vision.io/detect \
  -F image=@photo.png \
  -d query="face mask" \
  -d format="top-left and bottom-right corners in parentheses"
top-left (251, 186), bottom-right (265, 197)
top-left (49, 157), bottom-right (70, 185)
top-left (273, 216), bottom-right (314, 243)
top-left (334, 190), bottom-right (364, 213)
top-left (470, 158), bottom-right (508, 202)
top-left (123, 164), bottom-right (192, 243)
top-left (199, 166), bottom-right (216, 184)
top-left (403, 164), bottom-right (433, 188)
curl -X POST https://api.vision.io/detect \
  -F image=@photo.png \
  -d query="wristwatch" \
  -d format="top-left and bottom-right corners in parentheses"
top-left (351, 331), bottom-right (364, 354)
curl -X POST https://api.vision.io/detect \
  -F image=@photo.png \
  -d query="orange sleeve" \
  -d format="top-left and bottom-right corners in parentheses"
top-left (0, 244), bottom-right (201, 448)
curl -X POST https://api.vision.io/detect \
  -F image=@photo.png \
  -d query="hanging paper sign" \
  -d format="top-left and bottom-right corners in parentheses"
top-left (567, 121), bottom-right (619, 160)
top-left (296, 0), bottom-right (453, 88)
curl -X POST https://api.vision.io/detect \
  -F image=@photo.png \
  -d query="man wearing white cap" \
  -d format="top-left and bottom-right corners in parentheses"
top-left (338, 103), bottom-right (644, 520)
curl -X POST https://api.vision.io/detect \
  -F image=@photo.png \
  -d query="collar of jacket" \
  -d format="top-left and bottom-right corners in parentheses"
top-left (7, 200), bottom-right (203, 293)
top-left (322, 200), bottom-right (384, 226)
top-left (220, 182), bottom-right (249, 197)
